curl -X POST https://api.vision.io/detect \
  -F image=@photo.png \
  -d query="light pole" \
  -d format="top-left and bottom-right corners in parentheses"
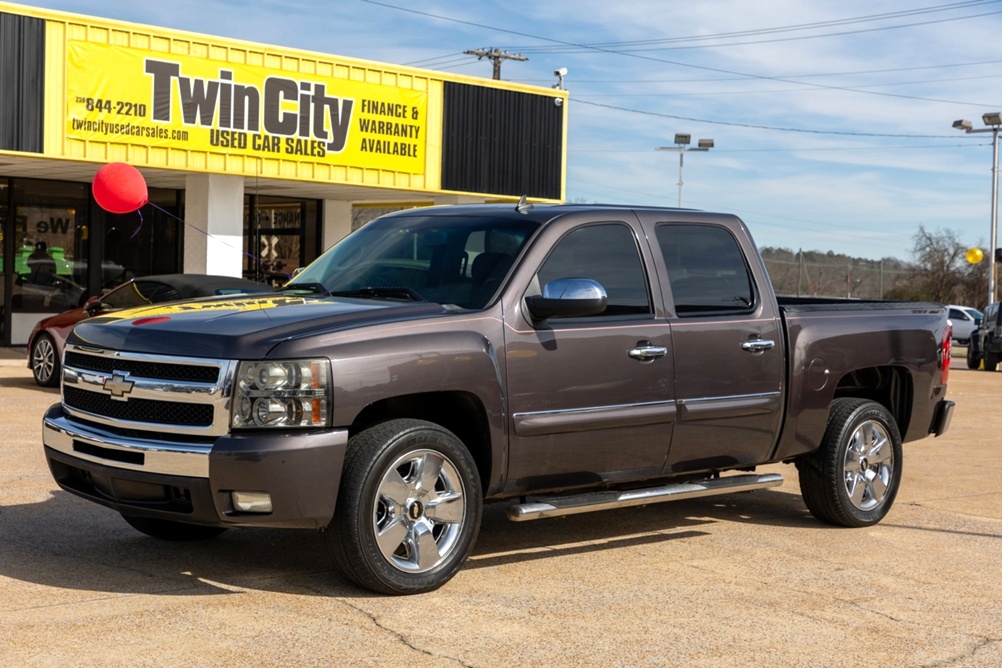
top-left (953, 112), bottom-right (1002, 305)
top-left (656, 134), bottom-right (714, 207)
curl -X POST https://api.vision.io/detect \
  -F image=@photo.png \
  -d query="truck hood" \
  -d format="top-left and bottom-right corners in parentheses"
top-left (67, 293), bottom-right (453, 358)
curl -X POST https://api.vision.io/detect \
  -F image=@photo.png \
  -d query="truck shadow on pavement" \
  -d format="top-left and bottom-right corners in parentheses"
top-left (0, 486), bottom-right (817, 599)
top-left (0, 373), bottom-right (60, 396)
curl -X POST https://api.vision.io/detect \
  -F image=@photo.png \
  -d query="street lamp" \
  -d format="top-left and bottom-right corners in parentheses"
top-left (954, 112), bottom-right (1002, 305)
top-left (656, 133), bottom-right (714, 207)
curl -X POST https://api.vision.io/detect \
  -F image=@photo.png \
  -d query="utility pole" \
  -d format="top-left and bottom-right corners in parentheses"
top-left (797, 248), bottom-right (804, 297)
top-left (464, 47), bottom-right (528, 80)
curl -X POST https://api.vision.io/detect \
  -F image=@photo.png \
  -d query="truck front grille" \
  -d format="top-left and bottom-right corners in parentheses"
top-left (64, 351), bottom-right (220, 383)
top-left (60, 345), bottom-right (237, 437)
top-left (64, 387), bottom-right (214, 427)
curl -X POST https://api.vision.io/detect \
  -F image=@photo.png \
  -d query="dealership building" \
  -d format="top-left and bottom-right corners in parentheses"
top-left (0, 2), bottom-right (568, 345)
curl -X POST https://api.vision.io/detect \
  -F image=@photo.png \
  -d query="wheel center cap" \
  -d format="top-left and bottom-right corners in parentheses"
top-left (859, 457), bottom-right (869, 470)
top-left (407, 500), bottom-right (424, 520)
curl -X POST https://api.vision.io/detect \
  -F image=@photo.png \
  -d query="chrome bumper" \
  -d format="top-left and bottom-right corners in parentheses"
top-left (43, 403), bottom-right (212, 477)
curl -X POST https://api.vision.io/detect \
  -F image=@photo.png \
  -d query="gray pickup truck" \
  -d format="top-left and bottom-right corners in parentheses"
top-left (42, 202), bottom-right (955, 594)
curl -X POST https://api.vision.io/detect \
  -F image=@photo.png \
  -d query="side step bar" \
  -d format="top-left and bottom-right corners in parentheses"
top-left (506, 472), bottom-right (783, 522)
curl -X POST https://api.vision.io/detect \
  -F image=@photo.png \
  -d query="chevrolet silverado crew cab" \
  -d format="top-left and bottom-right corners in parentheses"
top-left (42, 202), bottom-right (955, 595)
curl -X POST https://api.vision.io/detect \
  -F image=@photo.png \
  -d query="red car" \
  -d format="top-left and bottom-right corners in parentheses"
top-left (27, 274), bottom-right (274, 386)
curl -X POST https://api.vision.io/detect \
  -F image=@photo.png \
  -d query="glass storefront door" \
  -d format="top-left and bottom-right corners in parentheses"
top-left (6, 179), bottom-right (90, 345)
top-left (0, 179), bottom-right (7, 344)
top-left (244, 195), bottom-right (319, 287)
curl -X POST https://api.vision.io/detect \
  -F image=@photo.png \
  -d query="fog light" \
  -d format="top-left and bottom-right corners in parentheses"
top-left (232, 491), bottom-right (273, 513)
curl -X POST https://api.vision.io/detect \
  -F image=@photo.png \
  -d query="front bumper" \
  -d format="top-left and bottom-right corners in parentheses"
top-left (42, 403), bottom-right (349, 529)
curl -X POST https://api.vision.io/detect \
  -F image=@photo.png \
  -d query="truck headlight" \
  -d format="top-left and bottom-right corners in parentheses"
top-left (232, 359), bottom-right (331, 428)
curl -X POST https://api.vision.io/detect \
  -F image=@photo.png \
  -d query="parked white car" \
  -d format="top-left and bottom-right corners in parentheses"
top-left (948, 305), bottom-right (982, 344)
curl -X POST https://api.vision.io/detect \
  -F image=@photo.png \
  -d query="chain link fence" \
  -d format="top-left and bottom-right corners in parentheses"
top-left (762, 253), bottom-right (914, 300)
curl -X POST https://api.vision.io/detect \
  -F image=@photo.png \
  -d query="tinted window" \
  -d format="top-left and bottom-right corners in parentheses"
top-left (536, 223), bottom-right (651, 316)
top-left (102, 282), bottom-right (153, 309)
top-left (291, 214), bottom-right (538, 309)
top-left (135, 281), bottom-right (182, 303)
top-left (656, 224), bottom-right (754, 315)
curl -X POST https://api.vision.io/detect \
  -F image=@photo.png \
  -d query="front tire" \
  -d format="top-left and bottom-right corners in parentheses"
top-left (31, 333), bottom-right (60, 387)
top-left (797, 398), bottom-right (902, 528)
top-left (326, 419), bottom-right (482, 595)
top-left (121, 514), bottom-right (228, 541)
top-left (967, 343), bottom-right (981, 370)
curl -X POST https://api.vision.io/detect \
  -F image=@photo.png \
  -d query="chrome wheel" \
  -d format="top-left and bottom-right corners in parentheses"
top-left (797, 398), bottom-right (903, 528)
top-left (31, 334), bottom-right (59, 387)
top-left (373, 449), bottom-right (467, 574)
top-left (328, 419), bottom-right (482, 594)
top-left (842, 419), bottom-right (893, 511)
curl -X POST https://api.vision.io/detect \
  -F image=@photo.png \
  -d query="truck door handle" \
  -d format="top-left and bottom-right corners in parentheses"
top-left (628, 345), bottom-right (668, 361)
top-left (740, 339), bottom-right (775, 353)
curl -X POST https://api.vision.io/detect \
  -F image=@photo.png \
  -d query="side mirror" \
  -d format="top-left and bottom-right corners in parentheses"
top-left (525, 278), bottom-right (607, 320)
top-left (83, 295), bottom-right (102, 315)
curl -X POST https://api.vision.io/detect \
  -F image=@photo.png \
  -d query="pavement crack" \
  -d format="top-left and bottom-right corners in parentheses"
top-left (339, 599), bottom-right (474, 667)
top-left (920, 636), bottom-right (1002, 666)
top-left (682, 562), bottom-right (912, 625)
top-left (849, 601), bottom-right (902, 623)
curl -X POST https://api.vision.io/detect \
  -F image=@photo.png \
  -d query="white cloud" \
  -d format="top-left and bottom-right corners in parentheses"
top-left (25, 0), bottom-right (1002, 260)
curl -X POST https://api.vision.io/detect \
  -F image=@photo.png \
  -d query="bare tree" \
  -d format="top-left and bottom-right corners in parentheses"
top-left (884, 227), bottom-right (986, 307)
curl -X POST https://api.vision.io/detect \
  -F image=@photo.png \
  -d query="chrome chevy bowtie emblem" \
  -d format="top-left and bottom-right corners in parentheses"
top-left (104, 372), bottom-right (135, 400)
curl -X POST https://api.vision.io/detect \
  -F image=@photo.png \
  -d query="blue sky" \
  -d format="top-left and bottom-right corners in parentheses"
top-left (22, 0), bottom-right (1002, 260)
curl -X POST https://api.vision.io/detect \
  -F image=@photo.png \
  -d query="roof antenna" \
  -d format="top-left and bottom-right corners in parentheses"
top-left (515, 195), bottom-right (533, 214)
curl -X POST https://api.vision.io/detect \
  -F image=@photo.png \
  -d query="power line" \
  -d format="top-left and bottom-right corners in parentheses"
top-left (568, 142), bottom-right (990, 153)
top-left (361, 0), bottom-right (1001, 106)
top-left (572, 99), bottom-right (962, 138)
top-left (505, 6), bottom-right (1002, 54)
top-left (501, 0), bottom-right (1002, 52)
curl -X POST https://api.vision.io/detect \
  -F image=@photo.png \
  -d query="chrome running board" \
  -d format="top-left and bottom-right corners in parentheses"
top-left (506, 472), bottom-right (783, 522)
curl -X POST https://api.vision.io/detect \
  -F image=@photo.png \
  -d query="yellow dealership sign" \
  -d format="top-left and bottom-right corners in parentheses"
top-left (66, 42), bottom-right (427, 174)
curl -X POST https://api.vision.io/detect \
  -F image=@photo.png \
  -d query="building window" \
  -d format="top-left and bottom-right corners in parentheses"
top-left (102, 187), bottom-right (182, 290)
top-left (10, 178), bottom-right (89, 313)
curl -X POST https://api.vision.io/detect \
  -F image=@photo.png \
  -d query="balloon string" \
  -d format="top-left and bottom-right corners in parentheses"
top-left (147, 202), bottom-right (263, 265)
top-left (129, 209), bottom-right (144, 239)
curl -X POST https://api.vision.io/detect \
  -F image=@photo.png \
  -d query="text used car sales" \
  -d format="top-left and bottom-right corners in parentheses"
top-left (86, 59), bottom-right (424, 160)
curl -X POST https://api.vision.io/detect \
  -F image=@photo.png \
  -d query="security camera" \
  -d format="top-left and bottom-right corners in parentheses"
top-left (554, 67), bottom-right (568, 77)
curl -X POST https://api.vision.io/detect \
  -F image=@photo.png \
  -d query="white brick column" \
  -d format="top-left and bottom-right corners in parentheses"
top-left (183, 173), bottom-right (245, 276)
top-left (322, 199), bottom-right (353, 252)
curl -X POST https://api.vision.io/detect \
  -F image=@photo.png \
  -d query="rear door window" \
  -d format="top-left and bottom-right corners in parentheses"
top-left (655, 224), bottom-right (754, 315)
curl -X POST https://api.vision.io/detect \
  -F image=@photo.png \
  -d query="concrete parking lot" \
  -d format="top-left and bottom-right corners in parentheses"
top-left (1, 349), bottom-right (1000, 667)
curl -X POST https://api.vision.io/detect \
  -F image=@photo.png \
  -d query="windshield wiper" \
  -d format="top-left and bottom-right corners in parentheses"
top-left (279, 282), bottom-right (330, 296)
top-left (328, 286), bottom-right (427, 302)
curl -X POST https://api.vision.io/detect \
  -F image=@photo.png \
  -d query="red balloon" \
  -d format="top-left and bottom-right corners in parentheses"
top-left (92, 162), bottom-right (149, 214)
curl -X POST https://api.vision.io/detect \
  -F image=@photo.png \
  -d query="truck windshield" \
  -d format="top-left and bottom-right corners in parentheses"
top-left (285, 214), bottom-right (539, 309)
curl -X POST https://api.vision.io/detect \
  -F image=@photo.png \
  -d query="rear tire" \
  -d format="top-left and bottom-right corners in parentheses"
top-left (326, 419), bottom-right (482, 595)
top-left (121, 515), bottom-right (228, 541)
top-left (797, 398), bottom-right (902, 528)
top-left (31, 333), bottom-right (60, 387)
